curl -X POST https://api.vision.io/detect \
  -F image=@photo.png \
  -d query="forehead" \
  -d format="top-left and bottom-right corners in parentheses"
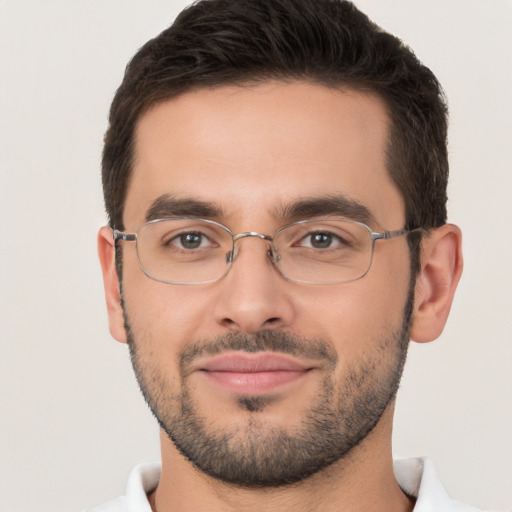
top-left (125, 81), bottom-right (404, 230)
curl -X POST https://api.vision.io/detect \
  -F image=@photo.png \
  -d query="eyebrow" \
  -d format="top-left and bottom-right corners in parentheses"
top-left (145, 195), bottom-right (224, 222)
top-left (144, 193), bottom-right (377, 227)
top-left (275, 195), bottom-right (378, 227)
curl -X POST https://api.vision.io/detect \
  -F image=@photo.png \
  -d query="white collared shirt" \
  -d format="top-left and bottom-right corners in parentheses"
top-left (87, 457), bottom-right (485, 511)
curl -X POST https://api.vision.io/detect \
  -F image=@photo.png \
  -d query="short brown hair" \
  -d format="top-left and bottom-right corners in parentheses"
top-left (103, 0), bottom-right (448, 248)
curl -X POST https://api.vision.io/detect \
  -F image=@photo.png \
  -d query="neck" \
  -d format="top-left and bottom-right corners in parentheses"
top-left (148, 406), bottom-right (414, 512)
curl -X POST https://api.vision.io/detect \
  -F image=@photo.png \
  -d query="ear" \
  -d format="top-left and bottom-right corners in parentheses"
top-left (98, 226), bottom-right (127, 344)
top-left (410, 224), bottom-right (463, 343)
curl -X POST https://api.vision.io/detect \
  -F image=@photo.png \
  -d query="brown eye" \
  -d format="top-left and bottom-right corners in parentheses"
top-left (168, 231), bottom-right (211, 250)
top-left (309, 232), bottom-right (333, 248)
top-left (298, 231), bottom-right (348, 249)
top-left (179, 232), bottom-right (203, 249)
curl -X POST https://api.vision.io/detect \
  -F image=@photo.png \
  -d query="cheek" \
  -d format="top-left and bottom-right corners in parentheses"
top-left (120, 240), bottom-right (412, 366)
top-left (292, 248), bottom-right (411, 357)
top-left (121, 247), bottom-right (214, 355)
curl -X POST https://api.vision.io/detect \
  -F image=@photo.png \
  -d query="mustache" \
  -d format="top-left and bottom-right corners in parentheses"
top-left (179, 330), bottom-right (338, 376)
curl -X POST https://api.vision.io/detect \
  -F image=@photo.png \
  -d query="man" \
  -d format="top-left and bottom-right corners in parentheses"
top-left (93, 0), bottom-right (470, 510)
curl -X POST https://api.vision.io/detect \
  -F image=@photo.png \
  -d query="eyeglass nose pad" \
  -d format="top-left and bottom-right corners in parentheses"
top-left (269, 247), bottom-right (281, 263)
top-left (226, 250), bottom-right (234, 264)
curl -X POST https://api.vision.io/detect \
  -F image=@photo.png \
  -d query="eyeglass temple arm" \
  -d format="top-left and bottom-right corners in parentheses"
top-left (372, 227), bottom-right (426, 241)
top-left (113, 229), bottom-right (136, 242)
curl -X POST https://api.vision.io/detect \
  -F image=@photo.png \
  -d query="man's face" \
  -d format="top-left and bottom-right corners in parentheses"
top-left (119, 82), bottom-right (413, 485)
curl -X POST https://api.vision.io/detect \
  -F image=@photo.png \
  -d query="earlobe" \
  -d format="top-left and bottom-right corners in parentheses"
top-left (98, 226), bottom-right (127, 344)
top-left (410, 224), bottom-right (463, 343)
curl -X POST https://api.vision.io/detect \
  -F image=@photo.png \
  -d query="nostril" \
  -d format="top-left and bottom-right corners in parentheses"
top-left (220, 318), bottom-right (237, 329)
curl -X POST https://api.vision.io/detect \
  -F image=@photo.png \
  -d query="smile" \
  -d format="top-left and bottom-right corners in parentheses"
top-left (196, 352), bottom-right (315, 395)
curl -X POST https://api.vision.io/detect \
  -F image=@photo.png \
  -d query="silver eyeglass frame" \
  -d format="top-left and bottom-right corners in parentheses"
top-left (113, 217), bottom-right (425, 285)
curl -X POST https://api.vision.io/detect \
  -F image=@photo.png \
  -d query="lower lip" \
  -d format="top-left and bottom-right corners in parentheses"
top-left (201, 369), bottom-right (310, 395)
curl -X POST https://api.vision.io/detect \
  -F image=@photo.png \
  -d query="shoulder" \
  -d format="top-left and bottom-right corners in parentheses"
top-left (85, 462), bottom-right (161, 512)
top-left (394, 457), bottom-right (485, 512)
top-left (85, 496), bottom-right (129, 512)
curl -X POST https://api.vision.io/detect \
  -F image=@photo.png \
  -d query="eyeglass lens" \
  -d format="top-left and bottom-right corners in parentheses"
top-left (134, 218), bottom-right (375, 285)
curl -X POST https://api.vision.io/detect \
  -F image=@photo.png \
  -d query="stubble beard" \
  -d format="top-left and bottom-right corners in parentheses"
top-left (123, 291), bottom-right (413, 488)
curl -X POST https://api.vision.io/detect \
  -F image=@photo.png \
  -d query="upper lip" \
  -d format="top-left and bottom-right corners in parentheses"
top-left (193, 352), bottom-right (316, 373)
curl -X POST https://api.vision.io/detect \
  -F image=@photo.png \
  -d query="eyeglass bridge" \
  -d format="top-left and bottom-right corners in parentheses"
top-left (225, 231), bottom-right (278, 264)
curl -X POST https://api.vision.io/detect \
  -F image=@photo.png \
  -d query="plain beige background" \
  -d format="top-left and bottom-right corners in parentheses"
top-left (0, 1), bottom-right (511, 511)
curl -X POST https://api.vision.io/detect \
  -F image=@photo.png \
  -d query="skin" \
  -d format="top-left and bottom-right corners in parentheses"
top-left (98, 81), bottom-right (463, 512)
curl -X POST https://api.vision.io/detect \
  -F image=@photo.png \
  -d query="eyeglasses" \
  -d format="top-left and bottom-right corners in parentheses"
top-left (113, 217), bottom-right (423, 285)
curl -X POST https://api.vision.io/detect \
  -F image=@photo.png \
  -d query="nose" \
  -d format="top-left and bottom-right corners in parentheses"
top-left (213, 236), bottom-right (295, 334)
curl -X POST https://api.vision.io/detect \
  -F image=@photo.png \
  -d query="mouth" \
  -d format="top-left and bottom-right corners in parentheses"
top-left (194, 352), bottom-right (316, 395)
